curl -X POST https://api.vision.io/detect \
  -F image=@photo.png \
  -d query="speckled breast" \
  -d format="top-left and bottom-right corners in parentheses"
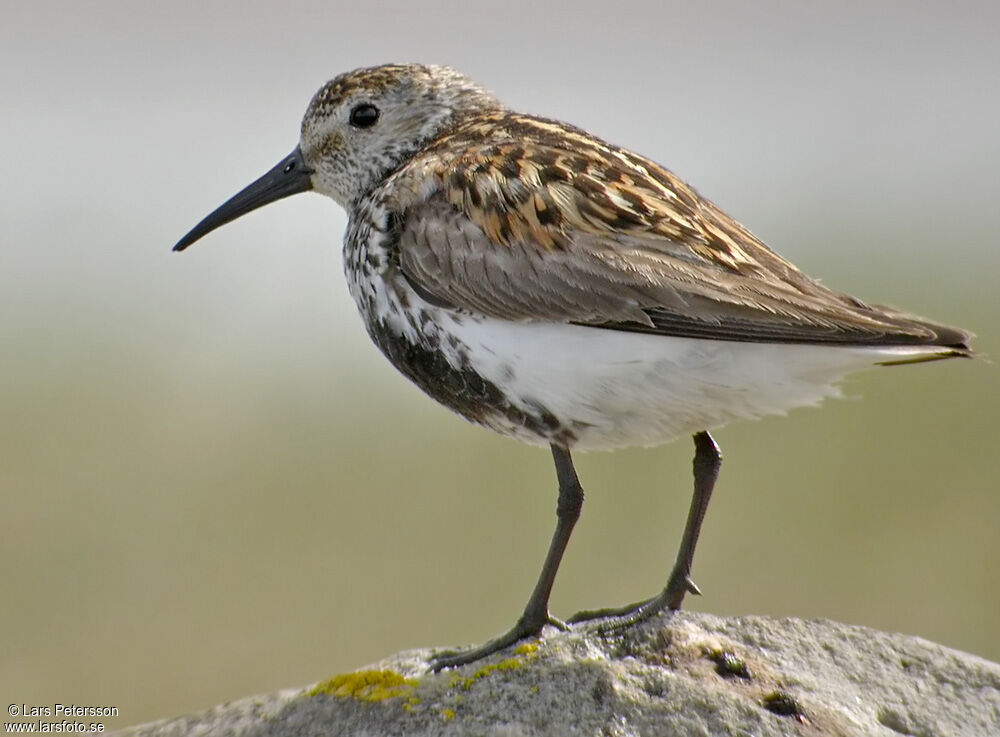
top-left (342, 200), bottom-right (567, 446)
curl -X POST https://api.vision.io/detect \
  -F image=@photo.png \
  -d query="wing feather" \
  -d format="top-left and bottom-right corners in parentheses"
top-left (383, 114), bottom-right (970, 350)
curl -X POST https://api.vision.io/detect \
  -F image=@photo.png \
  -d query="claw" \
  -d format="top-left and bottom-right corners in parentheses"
top-left (547, 615), bottom-right (569, 631)
top-left (428, 614), bottom-right (556, 671)
top-left (430, 627), bottom-right (540, 671)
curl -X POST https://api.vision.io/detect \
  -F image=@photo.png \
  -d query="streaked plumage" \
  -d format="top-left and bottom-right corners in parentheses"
top-left (388, 112), bottom-right (966, 348)
top-left (174, 63), bottom-right (972, 669)
top-left (305, 65), bottom-right (968, 450)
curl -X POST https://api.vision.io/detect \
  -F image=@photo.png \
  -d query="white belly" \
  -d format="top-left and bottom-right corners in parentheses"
top-left (434, 314), bottom-right (941, 450)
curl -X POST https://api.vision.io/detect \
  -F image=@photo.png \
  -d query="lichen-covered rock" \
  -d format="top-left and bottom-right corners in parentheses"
top-left (114, 612), bottom-right (1000, 736)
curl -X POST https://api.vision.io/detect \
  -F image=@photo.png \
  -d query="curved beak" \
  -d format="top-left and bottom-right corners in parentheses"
top-left (173, 147), bottom-right (313, 252)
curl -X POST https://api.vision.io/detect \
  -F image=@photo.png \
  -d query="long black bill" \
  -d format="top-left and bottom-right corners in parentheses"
top-left (173, 147), bottom-right (313, 252)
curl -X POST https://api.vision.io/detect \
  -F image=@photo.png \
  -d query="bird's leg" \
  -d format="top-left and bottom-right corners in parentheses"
top-left (430, 444), bottom-right (584, 671)
top-left (660, 430), bottom-right (722, 609)
top-left (569, 431), bottom-right (722, 625)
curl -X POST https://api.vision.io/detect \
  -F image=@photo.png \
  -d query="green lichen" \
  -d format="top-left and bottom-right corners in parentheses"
top-left (308, 670), bottom-right (419, 703)
top-left (706, 648), bottom-right (751, 680)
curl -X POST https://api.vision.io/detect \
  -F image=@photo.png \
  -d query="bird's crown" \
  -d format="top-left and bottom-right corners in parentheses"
top-left (300, 64), bottom-right (501, 205)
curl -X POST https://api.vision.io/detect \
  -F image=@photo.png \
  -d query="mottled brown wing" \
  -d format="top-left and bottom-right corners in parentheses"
top-left (391, 119), bottom-right (969, 349)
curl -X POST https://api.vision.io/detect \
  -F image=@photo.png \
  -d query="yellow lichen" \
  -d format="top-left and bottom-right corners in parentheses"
top-left (440, 708), bottom-right (456, 720)
top-left (457, 643), bottom-right (540, 690)
top-left (308, 670), bottom-right (419, 702)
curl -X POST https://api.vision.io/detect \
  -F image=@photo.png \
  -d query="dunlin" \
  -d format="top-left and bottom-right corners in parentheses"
top-left (175, 64), bottom-right (971, 669)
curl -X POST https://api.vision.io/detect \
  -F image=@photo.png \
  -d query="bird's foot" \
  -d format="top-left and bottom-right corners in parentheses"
top-left (429, 613), bottom-right (563, 671)
top-left (567, 568), bottom-right (701, 630)
top-left (567, 596), bottom-right (658, 624)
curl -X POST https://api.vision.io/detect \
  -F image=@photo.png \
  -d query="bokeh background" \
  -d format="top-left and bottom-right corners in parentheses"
top-left (2, 1), bottom-right (998, 730)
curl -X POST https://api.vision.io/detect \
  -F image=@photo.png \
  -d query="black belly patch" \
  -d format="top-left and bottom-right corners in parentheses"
top-left (367, 318), bottom-right (573, 444)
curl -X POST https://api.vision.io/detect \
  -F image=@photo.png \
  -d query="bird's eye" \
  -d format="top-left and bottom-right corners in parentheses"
top-left (349, 103), bottom-right (380, 128)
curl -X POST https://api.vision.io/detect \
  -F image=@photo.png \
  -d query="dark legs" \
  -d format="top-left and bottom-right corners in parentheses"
top-left (524, 446), bottom-right (585, 626)
top-left (431, 432), bottom-right (723, 670)
top-left (430, 444), bottom-right (584, 671)
top-left (569, 431), bottom-right (722, 624)
top-left (662, 430), bottom-right (722, 609)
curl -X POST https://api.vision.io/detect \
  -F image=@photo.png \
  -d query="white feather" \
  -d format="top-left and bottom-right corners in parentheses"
top-left (436, 315), bottom-right (947, 450)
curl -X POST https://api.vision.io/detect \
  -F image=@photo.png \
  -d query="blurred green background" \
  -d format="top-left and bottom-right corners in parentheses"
top-left (2, 1), bottom-right (997, 731)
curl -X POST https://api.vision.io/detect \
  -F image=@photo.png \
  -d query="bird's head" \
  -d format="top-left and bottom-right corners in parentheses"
top-left (174, 64), bottom-right (499, 251)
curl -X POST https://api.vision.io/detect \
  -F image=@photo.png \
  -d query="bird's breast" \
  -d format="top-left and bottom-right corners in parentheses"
top-left (343, 201), bottom-right (571, 444)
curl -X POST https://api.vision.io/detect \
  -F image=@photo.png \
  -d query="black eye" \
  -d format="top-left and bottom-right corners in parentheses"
top-left (349, 103), bottom-right (380, 128)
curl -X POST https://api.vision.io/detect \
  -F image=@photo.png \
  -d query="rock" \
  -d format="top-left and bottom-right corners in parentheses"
top-left (114, 612), bottom-right (1000, 736)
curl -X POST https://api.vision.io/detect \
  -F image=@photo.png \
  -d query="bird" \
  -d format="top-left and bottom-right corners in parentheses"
top-left (174, 63), bottom-right (972, 670)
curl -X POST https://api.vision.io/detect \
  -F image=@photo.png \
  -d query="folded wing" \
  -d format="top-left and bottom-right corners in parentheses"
top-left (388, 116), bottom-right (970, 351)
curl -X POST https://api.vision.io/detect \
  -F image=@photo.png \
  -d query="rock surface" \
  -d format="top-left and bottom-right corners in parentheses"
top-left (115, 612), bottom-right (1000, 736)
